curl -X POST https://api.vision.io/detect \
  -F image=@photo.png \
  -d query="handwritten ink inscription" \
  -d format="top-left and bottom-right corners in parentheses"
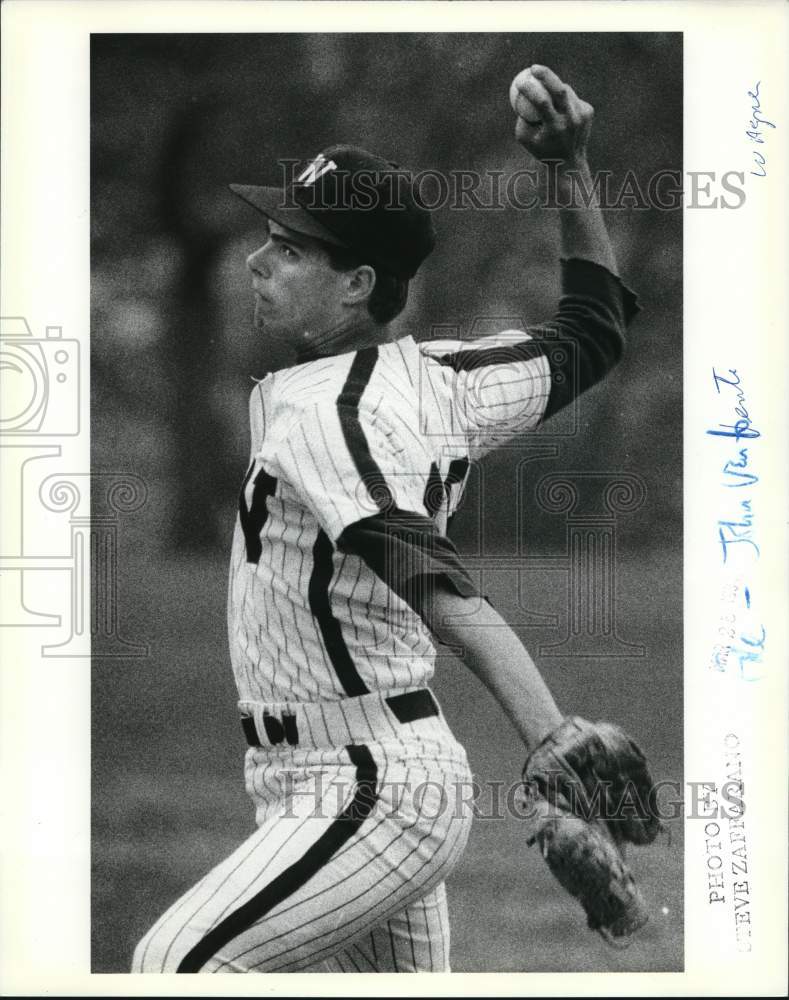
top-left (707, 368), bottom-right (760, 563)
top-left (706, 369), bottom-right (766, 680)
top-left (746, 82), bottom-right (775, 178)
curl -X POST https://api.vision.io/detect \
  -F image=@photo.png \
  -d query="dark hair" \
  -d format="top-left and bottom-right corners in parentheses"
top-left (324, 244), bottom-right (409, 324)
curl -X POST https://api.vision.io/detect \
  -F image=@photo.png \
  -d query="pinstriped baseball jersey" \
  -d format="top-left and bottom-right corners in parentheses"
top-left (227, 329), bottom-right (551, 706)
top-left (135, 255), bottom-right (639, 975)
top-left (228, 257), bottom-right (638, 708)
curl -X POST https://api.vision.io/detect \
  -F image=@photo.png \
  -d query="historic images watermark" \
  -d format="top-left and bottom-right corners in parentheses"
top-left (0, 316), bottom-right (148, 657)
top-left (263, 768), bottom-right (743, 825)
top-left (275, 158), bottom-right (747, 212)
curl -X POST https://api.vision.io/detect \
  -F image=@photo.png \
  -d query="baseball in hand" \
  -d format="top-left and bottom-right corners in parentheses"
top-left (510, 68), bottom-right (542, 125)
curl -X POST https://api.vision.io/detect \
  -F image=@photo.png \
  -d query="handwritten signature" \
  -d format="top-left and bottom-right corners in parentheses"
top-left (707, 368), bottom-right (760, 563)
top-left (746, 82), bottom-right (776, 178)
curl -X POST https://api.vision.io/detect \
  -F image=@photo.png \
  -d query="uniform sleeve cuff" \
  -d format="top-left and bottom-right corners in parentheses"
top-left (560, 257), bottom-right (642, 325)
top-left (337, 510), bottom-right (480, 616)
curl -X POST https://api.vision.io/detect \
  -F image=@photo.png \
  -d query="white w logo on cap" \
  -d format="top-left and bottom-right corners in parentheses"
top-left (297, 154), bottom-right (338, 187)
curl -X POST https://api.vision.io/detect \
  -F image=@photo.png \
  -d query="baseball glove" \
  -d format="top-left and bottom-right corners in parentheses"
top-left (517, 716), bottom-right (661, 945)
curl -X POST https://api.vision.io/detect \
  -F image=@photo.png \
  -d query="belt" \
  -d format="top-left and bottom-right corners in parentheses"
top-left (240, 688), bottom-right (440, 750)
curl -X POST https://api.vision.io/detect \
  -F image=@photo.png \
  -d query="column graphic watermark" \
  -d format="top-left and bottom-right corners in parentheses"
top-left (0, 316), bottom-right (148, 657)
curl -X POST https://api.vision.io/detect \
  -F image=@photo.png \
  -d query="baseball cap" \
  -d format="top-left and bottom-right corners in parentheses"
top-left (229, 144), bottom-right (436, 279)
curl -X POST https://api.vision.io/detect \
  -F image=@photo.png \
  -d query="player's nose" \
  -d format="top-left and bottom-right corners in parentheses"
top-left (246, 244), bottom-right (271, 278)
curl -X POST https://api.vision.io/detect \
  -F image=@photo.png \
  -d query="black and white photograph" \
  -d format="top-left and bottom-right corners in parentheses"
top-left (1, 2), bottom-right (786, 994)
top-left (91, 32), bottom-right (683, 974)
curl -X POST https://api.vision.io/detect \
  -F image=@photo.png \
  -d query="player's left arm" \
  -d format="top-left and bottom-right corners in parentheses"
top-left (419, 577), bottom-right (562, 749)
top-left (421, 575), bottom-right (662, 949)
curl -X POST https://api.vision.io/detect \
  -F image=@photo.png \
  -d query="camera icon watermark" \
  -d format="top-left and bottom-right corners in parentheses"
top-left (0, 316), bottom-right (147, 657)
top-left (0, 317), bottom-right (80, 437)
top-left (418, 320), bottom-right (579, 445)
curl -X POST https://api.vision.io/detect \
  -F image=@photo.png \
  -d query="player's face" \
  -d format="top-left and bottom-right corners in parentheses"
top-left (246, 220), bottom-right (349, 352)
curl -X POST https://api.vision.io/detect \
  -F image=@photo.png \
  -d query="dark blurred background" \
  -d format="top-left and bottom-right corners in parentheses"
top-left (92, 33), bottom-right (683, 974)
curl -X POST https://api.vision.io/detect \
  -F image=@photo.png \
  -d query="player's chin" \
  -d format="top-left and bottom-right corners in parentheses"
top-left (253, 307), bottom-right (297, 349)
top-left (253, 300), bottom-right (280, 335)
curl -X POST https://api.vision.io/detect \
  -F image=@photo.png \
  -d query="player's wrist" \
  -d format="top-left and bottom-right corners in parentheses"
top-left (551, 157), bottom-right (602, 211)
top-left (553, 155), bottom-right (592, 186)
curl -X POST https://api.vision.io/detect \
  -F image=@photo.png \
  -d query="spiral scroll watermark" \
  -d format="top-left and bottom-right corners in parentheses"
top-left (36, 473), bottom-right (149, 658)
top-left (535, 471), bottom-right (647, 657)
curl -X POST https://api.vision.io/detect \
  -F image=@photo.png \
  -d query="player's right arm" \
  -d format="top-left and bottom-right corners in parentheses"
top-left (424, 65), bottom-right (640, 456)
top-left (416, 69), bottom-right (637, 744)
top-left (515, 65), bottom-right (641, 423)
top-left (513, 64), bottom-right (618, 275)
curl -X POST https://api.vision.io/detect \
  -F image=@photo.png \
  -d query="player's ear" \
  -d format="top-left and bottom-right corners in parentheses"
top-left (343, 265), bottom-right (376, 307)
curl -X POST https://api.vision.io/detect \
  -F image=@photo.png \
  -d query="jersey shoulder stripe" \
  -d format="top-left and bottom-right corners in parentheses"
top-left (336, 346), bottom-right (394, 515)
top-left (428, 336), bottom-right (545, 372)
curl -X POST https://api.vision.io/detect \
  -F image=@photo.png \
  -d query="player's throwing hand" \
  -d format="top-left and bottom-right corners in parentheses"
top-left (510, 65), bottom-right (594, 165)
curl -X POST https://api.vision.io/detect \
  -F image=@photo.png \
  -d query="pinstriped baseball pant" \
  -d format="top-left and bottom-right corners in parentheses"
top-left (132, 739), bottom-right (474, 973)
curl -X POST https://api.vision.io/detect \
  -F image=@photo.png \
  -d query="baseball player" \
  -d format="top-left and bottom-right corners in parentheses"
top-left (132, 65), bottom-right (645, 974)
